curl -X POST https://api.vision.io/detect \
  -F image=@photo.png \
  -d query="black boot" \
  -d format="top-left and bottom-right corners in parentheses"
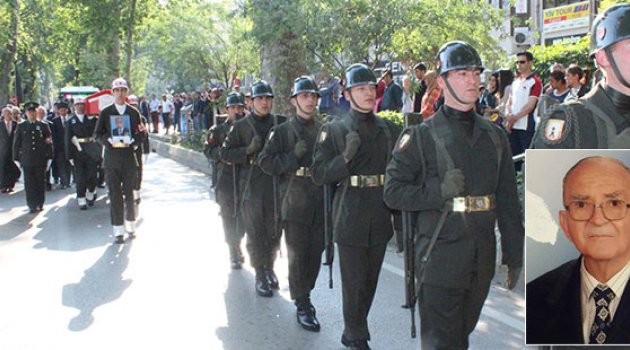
top-left (296, 298), bottom-right (320, 332)
top-left (265, 268), bottom-right (279, 289)
top-left (255, 270), bottom-right (273, 297)
top-left (341, 335), bottom-right (371, 350)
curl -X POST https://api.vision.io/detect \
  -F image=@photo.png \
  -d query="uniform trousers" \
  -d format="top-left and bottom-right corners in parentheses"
top-left (216, 188), bottom-right (244, 246)
top-left (285, 219), bottom-right (325, 301)
top-left (54, 154), bottom-right (71, 186)
top-left (338, 243), bottom-right (387, 341)
top-left (106, 162), bottom-right (137, 226)
top-left (134, 148), bottom-right (143, 191)
top-left (242, 196), bottom-right (281, 270)
top-left (74, 153), bottom-right (98, 197)
top-left (418, 265), bottom-right (493, 349)
top-left (23, 165), bottom-right (46, 209)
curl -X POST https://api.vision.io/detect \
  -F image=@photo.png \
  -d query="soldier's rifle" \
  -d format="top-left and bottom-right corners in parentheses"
top-left (322, 183), bottom-right (334, 289)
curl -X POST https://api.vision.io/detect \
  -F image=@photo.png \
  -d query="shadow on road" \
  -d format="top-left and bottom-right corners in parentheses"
top-left (62, 242), bottom-right (133, 331)
top-left (0, 210), bottom-right (37, 241)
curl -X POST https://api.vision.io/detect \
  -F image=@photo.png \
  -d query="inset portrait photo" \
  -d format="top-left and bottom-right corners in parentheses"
top-left (109, 114), bottom-right (131, 145)
top-left (525, 149), bottom-right (630, 346)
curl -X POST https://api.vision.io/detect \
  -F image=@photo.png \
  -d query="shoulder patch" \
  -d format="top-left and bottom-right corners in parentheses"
top-left (544, 119), bottom-right (565, 141)
top-left (398, 130), bottom-right (412, 150)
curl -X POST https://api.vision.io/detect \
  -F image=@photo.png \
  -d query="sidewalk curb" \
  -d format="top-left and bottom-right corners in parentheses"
top-left (149, 135), bottom-right (213, 177)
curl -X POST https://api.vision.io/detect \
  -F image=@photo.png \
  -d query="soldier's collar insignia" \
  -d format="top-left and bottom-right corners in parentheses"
top-left (544, 119), bottom-right (565, 141)
top-left (319, 129), bottom-right (327, 143)
top-left (36, 125), bottom-right (41, 131)
top-left (398, 131), bottom-right (411, 150)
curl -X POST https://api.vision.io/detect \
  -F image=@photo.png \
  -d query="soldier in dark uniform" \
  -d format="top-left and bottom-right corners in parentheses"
top-left (128, 95), bottom-right (149, 205)
top-left (94, 78), bottom-right (147, 244)
top-left (219, 80), bottom-right (286, 297)
top-left (204, 92), bottom-right (246, 269)
top-left (312, 64), bottom-right (401, 350)
top-left (259, 76), bottom-right (324, 332)
top-left (383, 41), bottom-right (524, 349)
top-left (51, 101), bottom-right (72, 189)
top-left (12, 102), bottom-right (54, 213)
top-left (532, 3), bottom-right (630, 149)
top-left (65, 97), bottom-right (100, 210)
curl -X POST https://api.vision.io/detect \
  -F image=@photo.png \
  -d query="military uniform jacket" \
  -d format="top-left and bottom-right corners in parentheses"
top-left (219, 113), bottom-right (286, 201)
top-left (12, 120), bottom-right (54, 167)
top-left (205, 118), bottom-right (236, 193)
top-left (383, 107), bottom-right (523, 289)
top-left (312, 109), bottom-right (401, 247)
top-left (65, 114), bottom-right (101, 162)
top-left (51, 115), bottom-right (69, 157)
top-left (533, 83), bottom-right (630, 148)
top-left (94, 104), bottom-right (146, 168)
top-left (258, 115), bottom-right (323, 223)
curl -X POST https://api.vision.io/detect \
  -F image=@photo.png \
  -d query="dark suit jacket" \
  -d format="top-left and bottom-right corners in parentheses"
top-left (51, 116), bottom-right (68, 157)
top-left (112, 128), bottom-right (130, 136)
top-left (0, 120), bottom-right (17, 160)
top-left (527, 256), bottom-right (630, 345)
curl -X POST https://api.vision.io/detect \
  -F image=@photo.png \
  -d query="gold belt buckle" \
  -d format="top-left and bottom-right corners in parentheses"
top-left (467, 196), bottom-right (487, 211)
top-left (296, 167), bottom-right (310, 177)
top-left (362, 175), bottom-right (379, 187)
top-left (350, 175), bottom-right (359, 187)
top-left (111, 142), bottom-right (128, 148)
top-left (453, 197), bottom-right (466, 212)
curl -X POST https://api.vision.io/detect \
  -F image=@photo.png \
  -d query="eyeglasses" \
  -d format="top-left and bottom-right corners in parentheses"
top-left (564, 199), bottom-right (630, 221)
top-left (515, 60), bottom-right (527, 65)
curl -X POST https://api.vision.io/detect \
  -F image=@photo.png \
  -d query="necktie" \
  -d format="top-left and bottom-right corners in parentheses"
top-left (589, 284), bottom-right (615, 344)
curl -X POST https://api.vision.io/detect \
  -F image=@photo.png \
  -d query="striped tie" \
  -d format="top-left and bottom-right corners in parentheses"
top-left (589, 284), bottom-right (615, 344)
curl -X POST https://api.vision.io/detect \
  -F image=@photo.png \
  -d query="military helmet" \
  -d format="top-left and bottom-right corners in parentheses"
top-left (590, 3), bottom-right (630, 57)
top-left (111, 77), bottom-right (129, 90)
top-left (251, 80), bottom-right (274, 98)
top-left (345, 64), bottom-right (377, 89)
top-left (436, 41), bottom-right (485, 76)
top-left (291, 76), bottom-right (320, 97)
top-left (225, 92), bottom-right (245, 107)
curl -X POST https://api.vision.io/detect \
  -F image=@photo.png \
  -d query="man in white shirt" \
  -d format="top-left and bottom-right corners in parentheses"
top-left (149, 94), bottom-right (160, 133)
top-left (160, 94), bottom-right (174, 134)
top-left (527, 156), bottom-right (630, 345)
top-left (505, 51), bottom-right (542, 169)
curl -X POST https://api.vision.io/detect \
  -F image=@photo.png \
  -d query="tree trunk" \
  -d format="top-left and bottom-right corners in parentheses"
top-left (0, 0), bottom-right (19, 106)
top-left (124, 0), bottom-right (137, 83)
top-left (260, 33), bottom-right (307, 117)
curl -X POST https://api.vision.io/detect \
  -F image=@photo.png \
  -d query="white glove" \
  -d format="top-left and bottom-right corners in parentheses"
top-left (69, 159), bottom-right (74, 166)
top-left (14, 160), bottom-right (20, 168)
top-left (71, 136), bottom-right (82, 152)
top-left (107, 137), bottom-right (114, 145)
top-left (46, 159), bottom-right (52, 171)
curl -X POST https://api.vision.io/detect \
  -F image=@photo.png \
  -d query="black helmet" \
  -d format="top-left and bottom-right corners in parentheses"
top-left (225, 92), bottom-right (244, 107)
top-left (436, 41), bottom-right (485, 76)
top-left (590, 3), bottom-right (630, 57)
top-left (291, 76), bottom-right (320, 97)
top-left (345, 64), bottom-right (377, 89)
top-left (251, 80), bottom-right (273, 98)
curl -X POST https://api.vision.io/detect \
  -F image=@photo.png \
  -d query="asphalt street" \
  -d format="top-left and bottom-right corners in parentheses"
top-left (0, 153), bottom-right (526, 350)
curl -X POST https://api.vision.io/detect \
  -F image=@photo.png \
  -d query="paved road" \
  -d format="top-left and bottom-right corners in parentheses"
top-left (0, 154), bottom-right (526, 350)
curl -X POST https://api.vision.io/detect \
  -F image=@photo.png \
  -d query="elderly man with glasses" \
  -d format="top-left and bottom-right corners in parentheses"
top-left (527, 156), bottom-right (630, 345)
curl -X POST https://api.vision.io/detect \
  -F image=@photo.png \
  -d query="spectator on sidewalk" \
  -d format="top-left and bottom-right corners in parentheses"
top-left (149, 94), bottom-right (160, 133)
top-left (505, 51), bottom-right (542, 164)
top-left (412, 62), bottom-right (428, 113)
top-left (566, 65), bottom-right (590, 101)
top-left (379, 69), bottom-right (403, 112)
top-left (420, 70), bottom-right (441, 120)
top-left (160, 95), bottom-right (174, 134)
